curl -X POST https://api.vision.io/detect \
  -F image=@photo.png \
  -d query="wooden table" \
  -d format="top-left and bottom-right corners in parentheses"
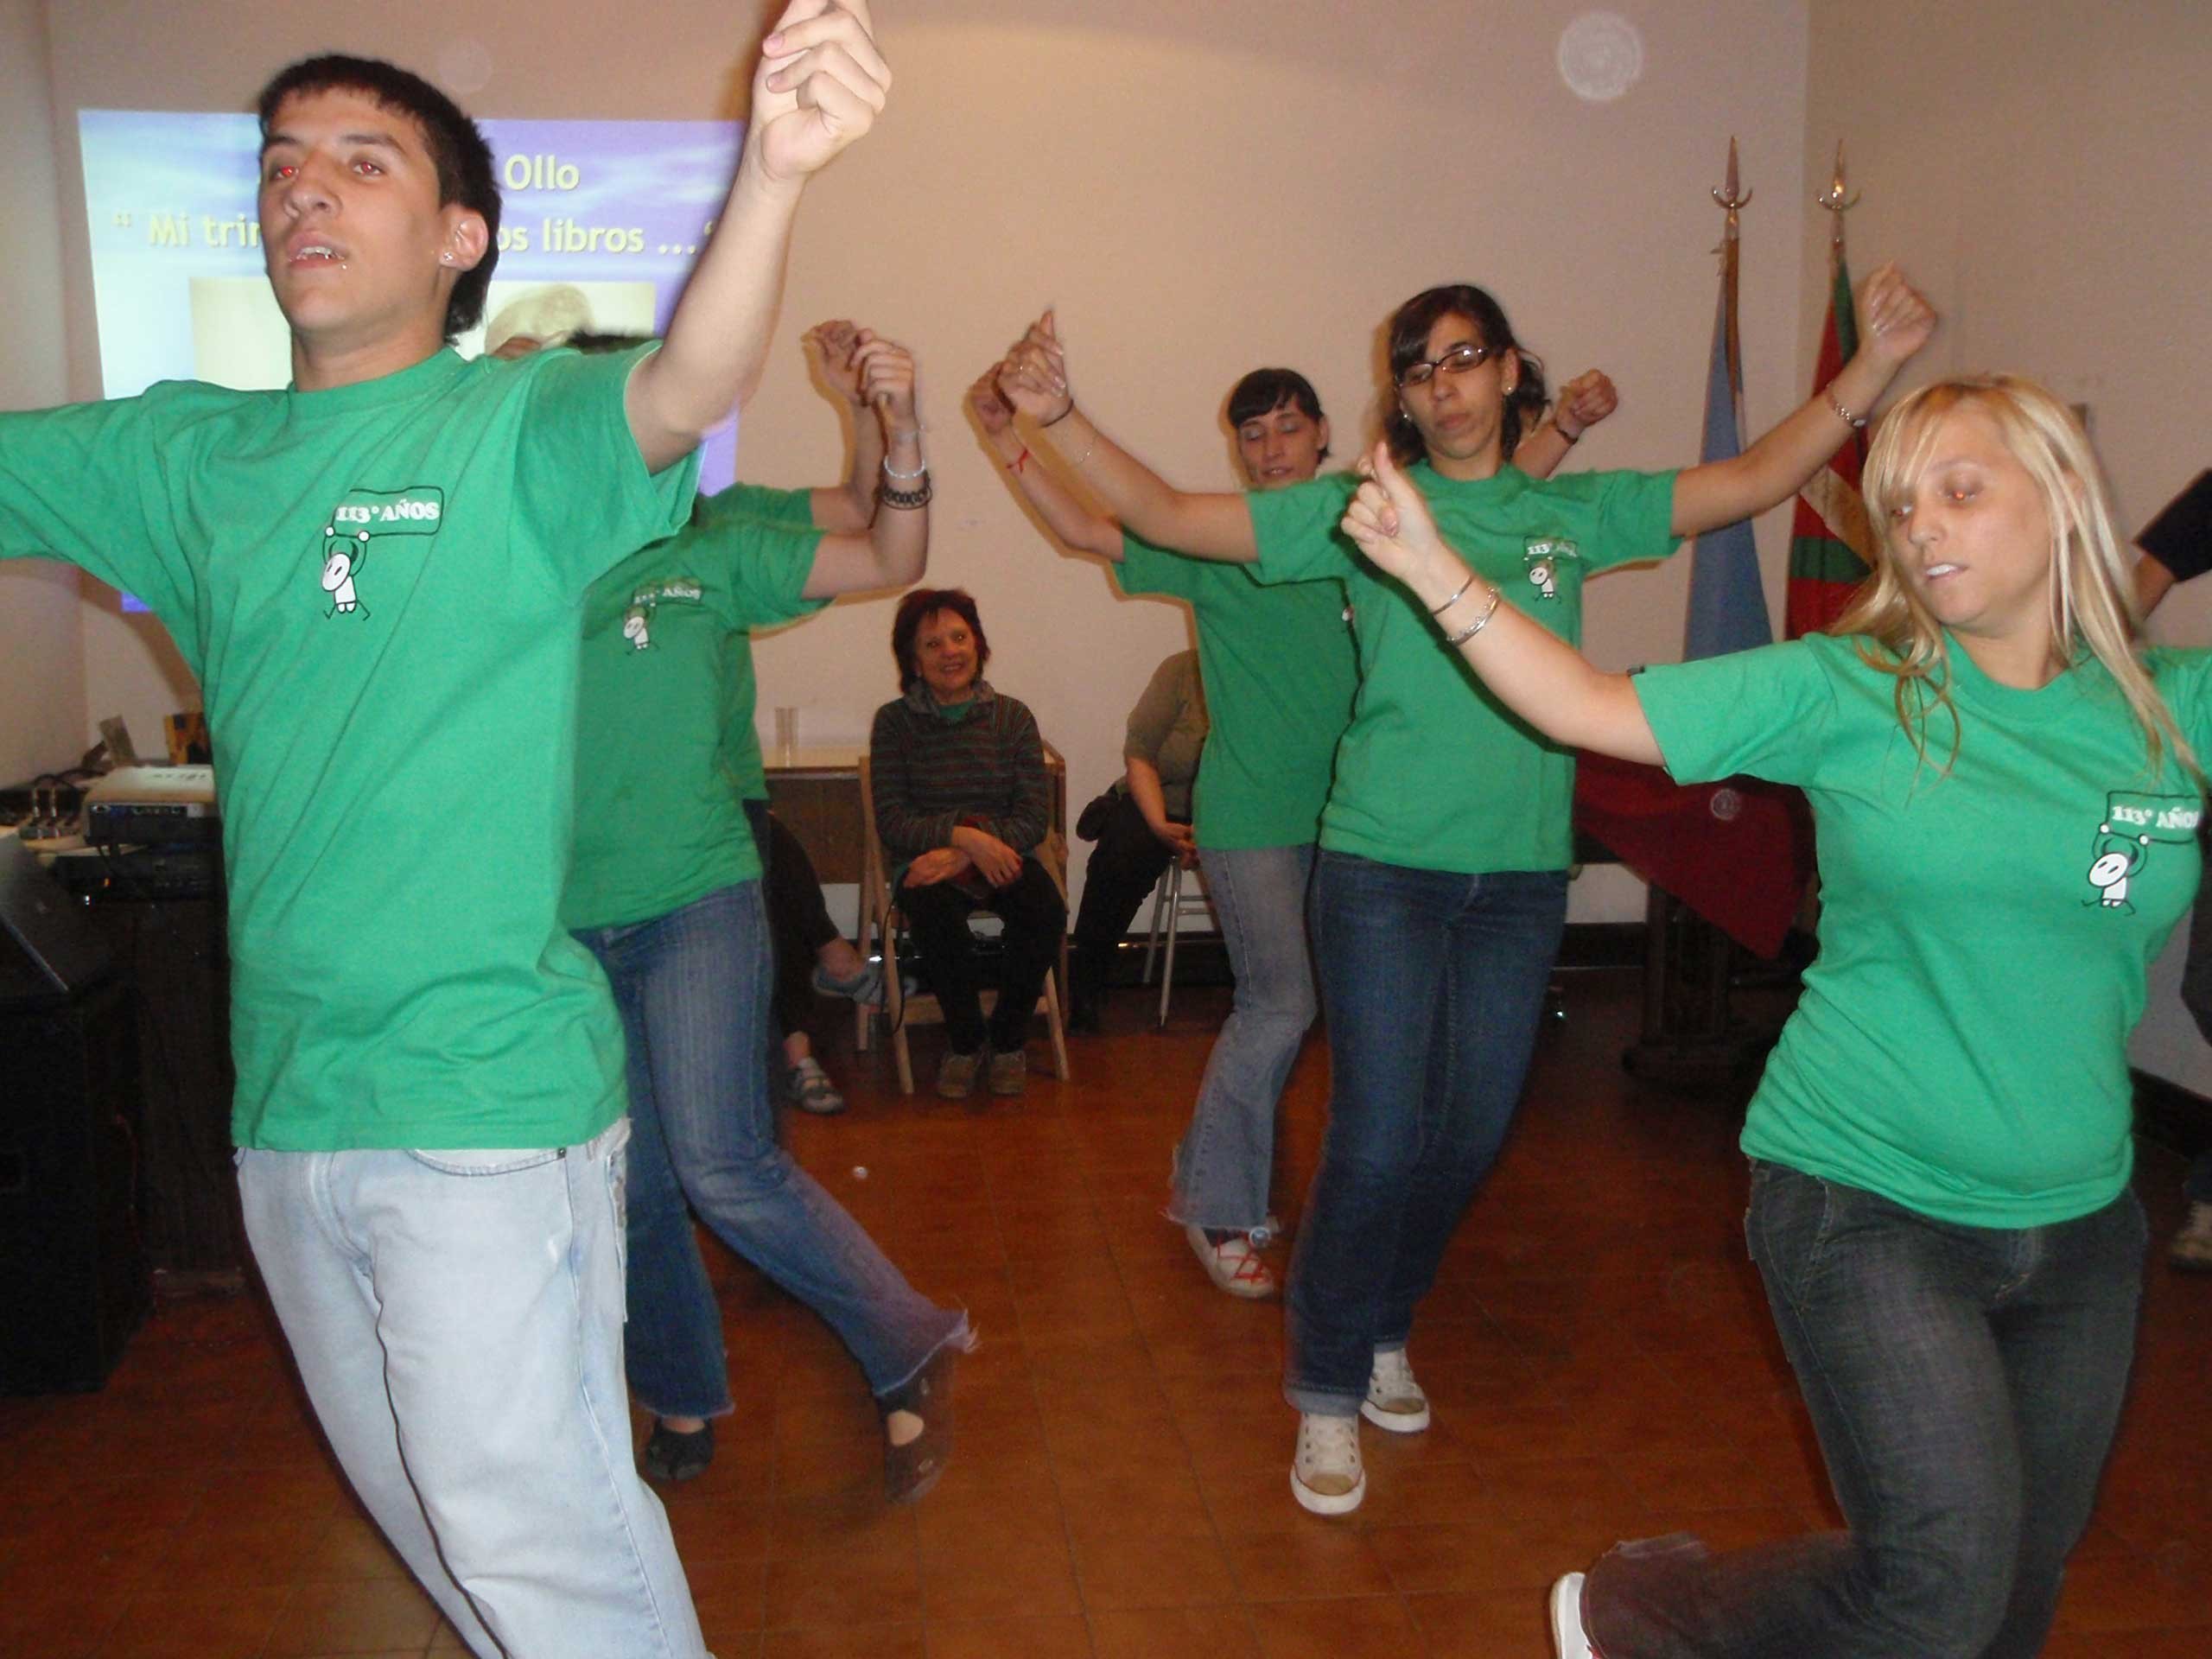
top-left (762, 745), bottom-right (868, 884)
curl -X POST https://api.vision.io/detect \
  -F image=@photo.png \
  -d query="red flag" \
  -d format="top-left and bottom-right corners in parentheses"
top-left (1785, 252), bottom-right (1874, 638)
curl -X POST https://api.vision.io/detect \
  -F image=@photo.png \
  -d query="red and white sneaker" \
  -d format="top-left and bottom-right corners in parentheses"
top-left (1185, 1223), bottom-right (1279, 1300)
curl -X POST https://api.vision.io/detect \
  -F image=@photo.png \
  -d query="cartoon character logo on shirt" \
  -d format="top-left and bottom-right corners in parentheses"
top-left (315, 486), bottom-right (444, 620)
top-left (1522, 537), bottom-right (1579, 601)
top-left (2084, 791), bottom-right (2202, 913)
top-left (613, 577), bottom-right (706, 655)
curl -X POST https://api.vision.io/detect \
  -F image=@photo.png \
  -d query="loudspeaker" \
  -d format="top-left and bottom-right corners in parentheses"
top-left (0, 979), bottom-right (150, 1393)
top-left (0, 835), bottom-right (112, 1006)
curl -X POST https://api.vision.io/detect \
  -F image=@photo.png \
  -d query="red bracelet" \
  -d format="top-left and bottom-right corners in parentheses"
top-left (1011, 447), bottom-right (1031, 474)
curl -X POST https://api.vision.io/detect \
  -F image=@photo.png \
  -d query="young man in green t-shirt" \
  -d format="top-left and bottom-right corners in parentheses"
top-left (0, 13), bottom-right (888, 1655)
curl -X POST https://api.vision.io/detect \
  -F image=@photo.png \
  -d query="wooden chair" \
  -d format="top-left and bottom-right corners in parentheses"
top-left (857, 743), bottom-right (1072, 1094)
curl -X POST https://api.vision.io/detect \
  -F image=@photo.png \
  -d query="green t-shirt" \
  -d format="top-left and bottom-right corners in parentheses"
top-left (1249, 462), bottom-right (1679, 872)
top-left (0, 346), bottom-right (699, 1151)
top-left (712, 483), bottom-right (820, 804)
top-left (1116, 532), bottom-right (1354, 848)
top-left (1637, 632), bottom-right (2212, 1226)
top-left (565, 494), bottom-right (827, 931)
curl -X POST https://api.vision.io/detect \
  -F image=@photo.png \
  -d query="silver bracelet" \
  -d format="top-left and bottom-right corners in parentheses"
top-left (1441, 583), bottom-right (1503, 647)
top-left (1825, 387), bottom-right (1868, 429)
top-left (881, 454), bottom-right (927, 482)
top-left (1427, 573), bottom-right (1475, 617)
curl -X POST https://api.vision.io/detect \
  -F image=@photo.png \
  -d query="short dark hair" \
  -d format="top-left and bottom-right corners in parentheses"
top-left (1383, 284), bottom-right (1548, 466)
top-left (256, 54), bottom-right (501, 340)
top-left (1226, 368), bottom-right (1331, 463)
top-left (890, 588), bottom-right (990, 693)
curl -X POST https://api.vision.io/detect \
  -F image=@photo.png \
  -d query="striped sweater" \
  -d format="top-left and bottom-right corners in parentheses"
top-left (869, 680), bottom-right (1051, 859)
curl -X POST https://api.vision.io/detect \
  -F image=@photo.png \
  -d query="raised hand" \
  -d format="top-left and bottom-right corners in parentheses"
top-left (1554, 370), bottom-right (1618, 441)
top-left (750, 1), bottom-right (892, 186)
top-left (1855, 262), bottom-right (1937, 370)
top-left (852, 332), bottom-right (918, 434)
top-left (1342, 442), bottom-right (1456, 588)
top-left (966, 368), bottom-right (1016, 437)
top-left (804, 319), bottom-right (867, 405)
top-left (997, 309), bottom-right (1072, 424)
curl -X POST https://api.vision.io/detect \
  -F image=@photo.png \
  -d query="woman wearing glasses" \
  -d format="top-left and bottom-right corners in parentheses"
top-left (999, 266), bottom-right (1934, 1515)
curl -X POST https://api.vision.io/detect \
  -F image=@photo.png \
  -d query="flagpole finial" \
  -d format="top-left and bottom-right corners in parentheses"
top-left (1711, 136), bottom-right (1751, 241)
top-left (1816, 140), bottom-right (1861, 251)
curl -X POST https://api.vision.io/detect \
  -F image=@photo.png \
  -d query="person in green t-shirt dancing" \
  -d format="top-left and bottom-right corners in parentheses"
top-left (969, 353), bottom-right (1613, 1301)
top-left (999, 267), bottom-right (1933, 1520)
top-left (1341, 369), bottom-right (2188, 1659)
top-left (562, 328), bottom-right (972, 1506)
top-left (0, 15), bottom-right (891, 1654)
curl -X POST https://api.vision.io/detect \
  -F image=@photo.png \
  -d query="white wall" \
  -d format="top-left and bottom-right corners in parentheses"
top-left (0, 0), bottom-right (86, 783)
top-left (18, 0), bottom-right (1818, 923)
top-left (1803, 0), bottom-right (2212, 1088)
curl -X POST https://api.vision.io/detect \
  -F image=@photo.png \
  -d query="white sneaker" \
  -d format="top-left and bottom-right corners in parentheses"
top-left (1361, 1346), bottom-right (1431, 1433)
top-left (1185, 1223), bottom-right (1279, 1299)
top-left (1290, 1412), bottom-right (1365, 1516)
top-left (2171, 1201), bottom-right (2212, 1271)
top-left (1549, 1572), bottom-right (1596, 1657)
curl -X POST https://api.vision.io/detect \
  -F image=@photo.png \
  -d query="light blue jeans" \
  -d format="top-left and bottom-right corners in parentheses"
top-left (575, 881), bottom-right (965, 1407)
top-left (238, 1121), bottom-right (708, 1659)
top-left (1168, 842), bottom-right (1318, 1237)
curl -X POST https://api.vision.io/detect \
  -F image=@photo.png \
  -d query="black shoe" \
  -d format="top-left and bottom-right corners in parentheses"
top-left (881, 1343), bottom-right (963, 1504)
top-left (1066, 996), bottom-right (1103, 1034)
top-left (640, 1418), bottom-right (715, 1484)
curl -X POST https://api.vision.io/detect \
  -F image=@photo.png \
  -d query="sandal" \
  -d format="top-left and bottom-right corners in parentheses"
top-left (880, 1336), bottom-right (970, 1504)
top-left (639, 1418), bottom-right (715, 1484)
top-left (785, 1056), bottom-right (847, 1116)
top-left (811, 958), bottom-right (886, 1005)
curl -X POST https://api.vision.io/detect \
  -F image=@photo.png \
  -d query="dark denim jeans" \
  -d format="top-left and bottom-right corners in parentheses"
top-left (1284, 853), bottom-right (1567, 1414)
top-left (1586, 1162), bottom-right (2147, 1658)
top-left (575, 883), bottom-right (964, 1410)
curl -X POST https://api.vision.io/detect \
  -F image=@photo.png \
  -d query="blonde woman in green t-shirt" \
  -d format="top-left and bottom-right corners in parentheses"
top-left (1000, 268), bottom-right (1933, 1520)
top-left (1342, 372), bottom-right (2194, 1659)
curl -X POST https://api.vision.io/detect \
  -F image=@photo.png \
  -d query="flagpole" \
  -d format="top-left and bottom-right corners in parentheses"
top-left (1815, 139), bottom-right (1859, 258)
top-left (1713, 136), bottom-right (1751, 430)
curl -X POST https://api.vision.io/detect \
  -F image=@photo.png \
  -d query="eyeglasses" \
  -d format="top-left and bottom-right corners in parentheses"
top-left (1396, 342), bottom-right (1494, 389)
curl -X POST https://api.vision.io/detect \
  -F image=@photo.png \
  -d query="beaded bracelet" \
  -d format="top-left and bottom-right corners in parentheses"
top-left (1826, 388), bottom-right (1868, 429)
top-left (878, 474), bottom-right (933, 510)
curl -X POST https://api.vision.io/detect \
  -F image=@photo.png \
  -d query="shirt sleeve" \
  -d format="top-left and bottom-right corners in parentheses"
top-left (0, 394), bottom-right (195, 627)
top-left (1633, 639), bottom-right (1839, 788)
top-left (1575, 467), bottom-right (1684, 573)
top-left (1122, 652), bottom-right (1189, 766)
top-left (702, 481), bottom-right (818, 533)
top-left (704, 510), bottom-right (830, 632)
top-left (1113, 531), bottom-right (1204, 601)
top-left (513, 345), bottom-right (702, 591)
top-left (2138, 471), bottom-right (2212, 583)
top-left (989, 699), bottom-right (1052, 855)
top-left (1247, 474), bottom-right (1361, 586)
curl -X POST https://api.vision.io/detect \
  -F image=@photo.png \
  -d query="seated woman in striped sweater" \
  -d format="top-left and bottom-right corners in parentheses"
top-left (869, 588), bottom-right (1066, 1098)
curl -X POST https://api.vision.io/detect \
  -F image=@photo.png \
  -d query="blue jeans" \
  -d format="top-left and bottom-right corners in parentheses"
top-left (1586, 1163), bottom-right (2147, 1658)
top-left (238, 1122), bottom-right (708, 1659)
top-left (1168, 842), bottom-right (1318, 1236)
top-left (1284, 854), bottom-right (1567, 1414)
top-left (575, 882), bottom-right (964, 1408)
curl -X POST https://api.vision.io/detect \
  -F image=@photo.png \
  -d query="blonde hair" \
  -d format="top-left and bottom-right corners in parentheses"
top-left (1835, 372), bottom-right (2197, 784)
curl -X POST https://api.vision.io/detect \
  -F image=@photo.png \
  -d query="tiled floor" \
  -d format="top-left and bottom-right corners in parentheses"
top-left (3, 970), bottom-right (2207, 1656)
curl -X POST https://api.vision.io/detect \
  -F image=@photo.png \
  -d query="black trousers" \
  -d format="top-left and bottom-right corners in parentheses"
top-left (899, 858), bottom-right (1065, 1053)
top-left (1071, 793), bottom-right (1176, 1011)
top-left (743, 799), bottom-right (842, 1045)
